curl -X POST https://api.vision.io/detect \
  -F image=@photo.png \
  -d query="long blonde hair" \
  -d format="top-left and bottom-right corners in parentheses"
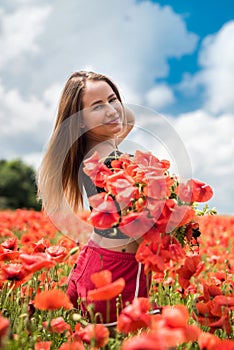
top-left (37, 71), bottom-right (123, 214)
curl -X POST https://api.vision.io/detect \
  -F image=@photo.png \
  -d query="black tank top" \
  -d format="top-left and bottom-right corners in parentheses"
top-left (82, 150), bottom-right (129, 239)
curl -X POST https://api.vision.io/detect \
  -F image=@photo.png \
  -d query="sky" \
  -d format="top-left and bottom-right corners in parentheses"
top-left (0, 0), bottom-right (233, 214)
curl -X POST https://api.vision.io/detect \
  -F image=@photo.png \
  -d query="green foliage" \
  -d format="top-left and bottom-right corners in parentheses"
top-left (0, 159), bottom-right (41, 210)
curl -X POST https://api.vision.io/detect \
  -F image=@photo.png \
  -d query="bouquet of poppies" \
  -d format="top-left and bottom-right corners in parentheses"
top-left (83, 150), bottom-right (213, 248)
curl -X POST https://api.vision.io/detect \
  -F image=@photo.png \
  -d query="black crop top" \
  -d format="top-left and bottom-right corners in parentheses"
top-left (82, 150), bottom-right (129, 239)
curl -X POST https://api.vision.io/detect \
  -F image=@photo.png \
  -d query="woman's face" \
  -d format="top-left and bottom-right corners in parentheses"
top-left (81, 80), bottom-right (124, 140)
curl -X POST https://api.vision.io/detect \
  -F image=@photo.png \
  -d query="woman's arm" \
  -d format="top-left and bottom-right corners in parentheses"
top-left (116, 106), bottom-right (135, 145)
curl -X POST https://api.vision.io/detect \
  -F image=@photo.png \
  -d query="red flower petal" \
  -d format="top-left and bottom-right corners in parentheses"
top-left (90, 270), bottom-right (112, 288)
top-left (88, 278), bottom-right (125, 301)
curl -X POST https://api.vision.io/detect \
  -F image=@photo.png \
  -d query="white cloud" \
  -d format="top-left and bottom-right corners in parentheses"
top-left (22, 152), bottom-right (44, 170)
top-left (200, 21), bottom-right (234, 114)
top-left (0, 4), bottom-right (51, 69)
top-left (123, 108), bottom-right (234, 214)
top-left (0, 0), bottom-right (198, 98)
top-left (179, 21), bottom-right (234, 115)
top-left (0, 80), bottom-right (61, 159)
top-left (0, 0), bottom-right (198, 158)
top-left (171, 111), bottom-right (234, 214)
top-left (145, 84), bottom-right (175, 109)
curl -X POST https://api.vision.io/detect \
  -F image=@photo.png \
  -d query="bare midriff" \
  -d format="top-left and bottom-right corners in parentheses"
top-left (90, 231), bottom-right (140, 253)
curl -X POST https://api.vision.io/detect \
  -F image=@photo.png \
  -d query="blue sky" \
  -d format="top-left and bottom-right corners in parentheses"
top-left (0, 0), bottom-right (233, 214)
top-left (154, 0), bottom-right (234, 36)
top-left (147, 0), bottom-right (234, 114)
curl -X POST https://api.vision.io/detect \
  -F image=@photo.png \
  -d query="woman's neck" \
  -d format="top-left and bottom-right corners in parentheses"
top-left (85, 138), bottom-right (118, 159)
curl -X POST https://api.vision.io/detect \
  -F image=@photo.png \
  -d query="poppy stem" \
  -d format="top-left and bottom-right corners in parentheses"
top-left (1, 282), bottom-right (15, 310)
top-left (146, 271), bottom-right (151, 295)
top-left (47, 310), bottom-right (53, 330)
top-left (106, 299), bottom-right (110, 324)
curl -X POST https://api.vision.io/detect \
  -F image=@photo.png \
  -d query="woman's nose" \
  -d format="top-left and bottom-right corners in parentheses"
top-left (105, 103), bottom-right (118, 117)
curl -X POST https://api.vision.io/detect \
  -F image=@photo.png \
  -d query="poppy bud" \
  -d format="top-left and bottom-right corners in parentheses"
top-left (69, 247), bottom-right (80, 256)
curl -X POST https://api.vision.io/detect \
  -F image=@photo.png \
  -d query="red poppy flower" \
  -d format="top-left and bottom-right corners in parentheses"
top-left (211, 271), bottom-right (227, 285)
top-left (46, 246), bottom-right (68, 263)
top-left (162, 304), bottom-right (189, 328)
top-left (198, 332), bottom-right (234, 349)
top-left (177, 255), bottom-right (204, 289)
top-left (185, 221), bottom-right (200, 241)
top-left (121, 332), bottom-right (164, 350)
top-left (207, 314), bottom-right (232, 335)
top-left (20, 233), bottom-right (41, 249)
top-left (34, 341), bottom-right (52, 350)
top-left (88, 192), bottom-right (109, 208)
top-left (83, 151), bottom-right (112, 188)
top-left (77, 324), bottom-right (109, 348)
top-left (202, 284), bottom-right (223, 302)
top-left (141, 224), bottom-right (162, 242)
top-left (213, 340), bottom-right (234, 350)
top-left (88, 278), bottom-right (125, 301)
top-left (133, 150), bottom-right (170, 171)
top-left (198, 332), bottom-right (221, 350)
top-left (165, 205), bottom-right (195, 232)
top-left (196, 301), bottom-right (211, 315)
top-left (111, 158), bottom-right (124, 170)
top-left (33, 289), bottom-right (73, 310)
top-left (1, 237), bottom-right (18, 250)
top-left (0, 263), bottom-right (27, 281)
top-left (178, 179), bottom-right (213, 203)
top-left (90, 269), bottom-right (112, 288)
top-left (88, 193), bottom-right (120, 229)
top-left (115, 180), bottom-right (139, 209)
top-left (143, 175), bottom-right (173, 200)
top-left (136, 234), bottom-right (185, 274)
top-left (33, 238), bottom-right (50, 253)
top-left (159, 236), bottom-right (186, 262)
top-left (195, 298), bottom-right (232, 335)
top-left (0, 246), bottom-right (20, 261)
top-left (43, 317), bottom-right (72, 334)
top-left (151, 305), bottom-right (201, 347)
top-left (0, 228), bottom-right (14, 239)
top-left (19, 252), bottom-right (55, 273)
top-left (88, 270), bottom-right (125, 301)
top-left (117, 297), bottom-right (151, 334)
top-left (127, 164), bottom-right (144, 181)
top-left (213, 295), bottom-right (234, 307)
top-left (58, 341), bottom-right (84, 350)
top-left (106, 170), bottom-right (135, 195)
top-left (136, 241), bottom-right (165, 274)
top-left (151, 199), bottom-right (176, 231)
top-left (119, 210), bottom-right (155, 238)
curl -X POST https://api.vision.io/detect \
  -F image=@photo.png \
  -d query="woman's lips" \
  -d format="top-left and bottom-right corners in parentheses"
top-left (105, 117), bottom-right (120, 124)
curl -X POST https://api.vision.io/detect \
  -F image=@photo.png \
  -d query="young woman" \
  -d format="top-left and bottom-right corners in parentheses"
top-left (37, 71), bottom-right (151, 326)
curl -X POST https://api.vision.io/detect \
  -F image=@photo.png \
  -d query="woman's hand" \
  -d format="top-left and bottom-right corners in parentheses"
top-left (116, 106), bottom-right (135, 144)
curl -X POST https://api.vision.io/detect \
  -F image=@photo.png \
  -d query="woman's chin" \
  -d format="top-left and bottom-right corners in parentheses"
top-left (107, 123), bottom-right (123, 134)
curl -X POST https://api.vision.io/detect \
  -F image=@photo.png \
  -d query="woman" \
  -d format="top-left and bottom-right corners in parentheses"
top-left (37, 71), bottom-right (151, 326)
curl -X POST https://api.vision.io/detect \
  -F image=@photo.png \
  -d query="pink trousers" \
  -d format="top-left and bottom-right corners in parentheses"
top-left (66, 240), bottom-right (150, 325)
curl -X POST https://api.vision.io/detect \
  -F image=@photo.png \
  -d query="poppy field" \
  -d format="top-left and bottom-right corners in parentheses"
top-left (0, 209), bottom-right (234, 349)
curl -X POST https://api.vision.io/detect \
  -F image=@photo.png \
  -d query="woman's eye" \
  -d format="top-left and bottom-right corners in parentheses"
top-left (109, 97), bottom-right (118, 103)
top-left (92, 104), bottom-right (103, 111)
